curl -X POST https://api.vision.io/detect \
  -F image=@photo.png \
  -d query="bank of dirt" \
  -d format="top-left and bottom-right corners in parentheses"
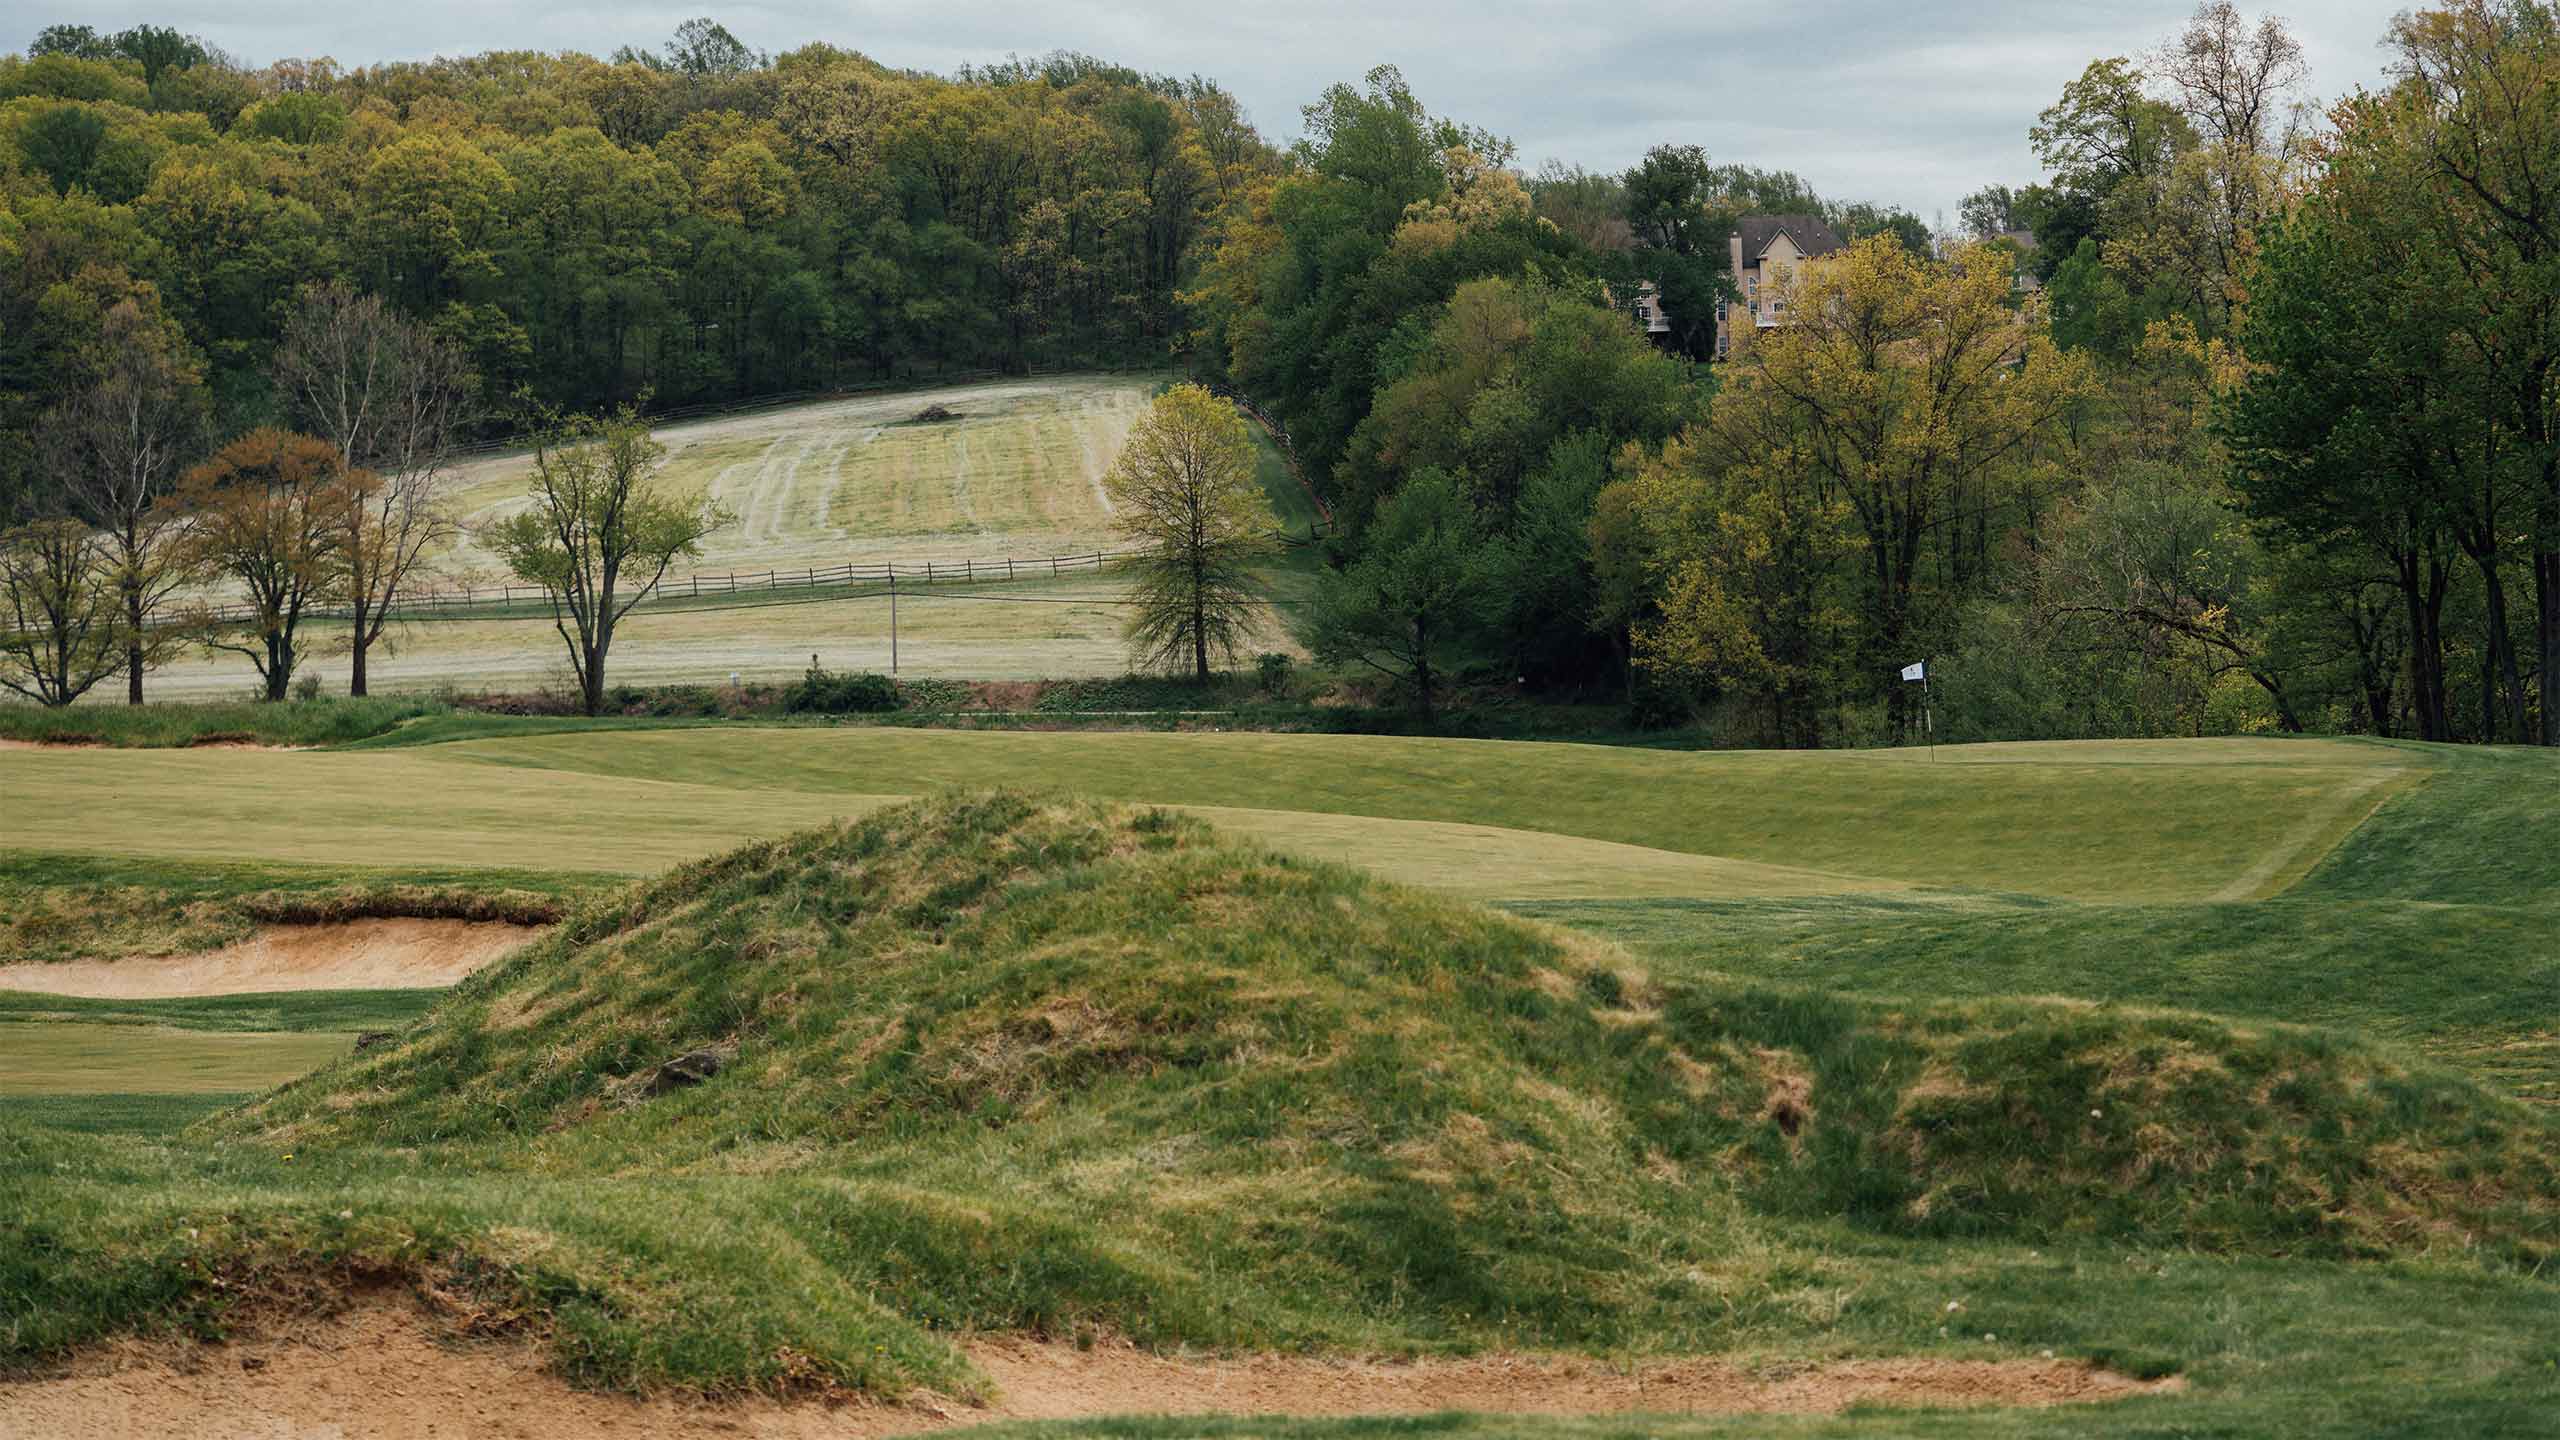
top-left (0, 920), bottom-right (542, 999)
top-left (0, 1302), bottom-right (2180, 1440)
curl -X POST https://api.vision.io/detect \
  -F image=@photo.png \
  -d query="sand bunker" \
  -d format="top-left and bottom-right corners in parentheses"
top-left (0, 1302), bottom-right (2178, 1440)
top-left (0, 920), bottom-right (542, 999)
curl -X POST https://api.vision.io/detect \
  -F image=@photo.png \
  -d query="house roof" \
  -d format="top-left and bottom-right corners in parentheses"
top-left (1735, 215), bottom-right (1845, 264)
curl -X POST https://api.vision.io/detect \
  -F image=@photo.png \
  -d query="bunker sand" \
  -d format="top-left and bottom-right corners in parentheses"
top-left (0, 919), bottom-right (543, 1000)
top-left (0, 1301), bottom-right (2180, 1440)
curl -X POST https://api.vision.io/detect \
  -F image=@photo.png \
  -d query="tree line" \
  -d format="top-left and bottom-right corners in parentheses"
top-left (6, 4), bottom-right (2553, 749)
top-left (1202, 5), bottom-right (2552, 747)
top-left (1, 17), bottom-right (1276, 496)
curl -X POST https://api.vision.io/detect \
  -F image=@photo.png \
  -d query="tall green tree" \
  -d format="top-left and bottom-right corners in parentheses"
top-left (1103, 383), bottom-right (1277, 682)
top-left (1306, 469), bottom-right (1501, 714)
top-left (2390, 0), bottom-right (2560, 745)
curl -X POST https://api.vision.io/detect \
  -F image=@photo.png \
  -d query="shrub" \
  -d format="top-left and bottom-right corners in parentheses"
top-left (1625, 679), bottom-right (1690, 731)
top-left (1255, 651), bottom-right (1294, 695)
top-left (784, 661), bottom-right (900, 715)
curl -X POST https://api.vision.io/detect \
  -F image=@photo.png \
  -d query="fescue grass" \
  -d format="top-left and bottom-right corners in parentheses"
top-left (7, 795), bottom-right (2552, 1428)
top-left (0, 695), bottom-right (440, 748)
top-left (6, 739), bottom-right (2556, 1434)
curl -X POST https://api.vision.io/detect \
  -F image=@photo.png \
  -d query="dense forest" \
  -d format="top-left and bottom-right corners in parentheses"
top-left (2, 4), bottom-right (2554, 747)
top-left (0, 18), bottom-right (1270, 441)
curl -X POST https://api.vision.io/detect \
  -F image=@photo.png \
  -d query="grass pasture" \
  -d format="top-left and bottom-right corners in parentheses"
top-left (1, 729), bottom-right (2555, 1437)
top-left (131, 373), bottom-right (1324, 700)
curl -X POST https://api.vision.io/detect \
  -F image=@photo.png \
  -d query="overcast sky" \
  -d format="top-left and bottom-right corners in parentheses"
top-left (35, 1), bottom-right (2408, 220)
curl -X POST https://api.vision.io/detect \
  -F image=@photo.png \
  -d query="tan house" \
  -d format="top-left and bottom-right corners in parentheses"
top-left (1632, 281), bottom-right (1672, 340)
top-left (1717, 215), bottom-right (1846, 360)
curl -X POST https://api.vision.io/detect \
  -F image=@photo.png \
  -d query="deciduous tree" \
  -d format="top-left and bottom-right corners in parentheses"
top-left (174, 429), bottom-right (356, 701)
top-left (52, 297), bottom-right (208, 704)
top-left (274, 284), bottom-right (476, 695)
top-left (1104, 383), bottom-right (1277, 682)
top-left (1306, 469), bottom-right (1501, 714)
top-left (1712, 235), bottom-right (2095, 729)
top-left (484, 405), bottom-right (732, 715)
top-left (0, 515), bottom-right (129, 706)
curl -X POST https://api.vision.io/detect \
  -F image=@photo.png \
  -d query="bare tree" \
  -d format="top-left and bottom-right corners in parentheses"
top-left (2155, 2), bottom-right (2309, 161)
top-left (0, 514), bottom-right (130, 707)
top-left (273, 285), bottom-right (475, 695)
top-left (55, 302), bottom-right (210, 704)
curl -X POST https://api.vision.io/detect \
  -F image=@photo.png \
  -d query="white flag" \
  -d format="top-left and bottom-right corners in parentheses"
top-left (1900, 662), bottom-right (1927, 682)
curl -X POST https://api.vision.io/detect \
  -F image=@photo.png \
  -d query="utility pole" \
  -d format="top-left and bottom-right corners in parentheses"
top-left (888, 568), bottom-right (899, 675)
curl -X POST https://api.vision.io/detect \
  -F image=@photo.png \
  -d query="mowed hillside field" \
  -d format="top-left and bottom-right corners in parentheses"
top-left (136, 375), bottom-right (1318, 700)
top-left (3, 729), bottom-right (2557, 1438)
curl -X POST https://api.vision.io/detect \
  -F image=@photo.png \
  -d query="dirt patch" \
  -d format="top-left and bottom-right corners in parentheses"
top-left (0, 920), bottom-right (543, 999)
top-left (0, 1302), bottom-right (2179, 1439)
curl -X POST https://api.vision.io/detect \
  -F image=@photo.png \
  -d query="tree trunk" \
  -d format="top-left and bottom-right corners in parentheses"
top-left (2396, 547), bottom-right (2450, 743)
top-left (350, 601), bottom-right (372, 698)
top-left (2352, 603), bottom-right (2395, 739)
top-left (264, 631), bottom-right (292, 702)
top-left (1192, 555), bottom-right (1209, 684)
top-left (2461, 534), bottom-right (2528, 744)
top-left (123, 553), bottom-right (144, 706)
top-left (2540, 547), bottom-right (2559, 747)
top-left (582, 620), bottom-right (610, 717)
top-left (1412, 615), bottom-right (1433, 717)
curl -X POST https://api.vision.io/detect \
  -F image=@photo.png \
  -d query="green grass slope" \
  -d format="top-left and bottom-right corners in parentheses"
top-left (7, 795), bottom-right (2552, 1407)
top-left (1519, 744), bottom-right (2560, 1101)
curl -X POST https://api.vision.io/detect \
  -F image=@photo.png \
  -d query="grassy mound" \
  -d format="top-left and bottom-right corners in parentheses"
top-left (7, 794), bottom-right (2555, 1397)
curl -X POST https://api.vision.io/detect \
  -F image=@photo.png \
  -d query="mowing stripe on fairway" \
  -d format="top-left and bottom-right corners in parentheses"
top-left (0, 1022), bottom-right (354, 1095)
top-left (1, 732), bottom-right (2426, 903)
top-left (1, 746), bottom-right (1925, 902)
top-left (420, 729), bottom-right (2427, 903)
